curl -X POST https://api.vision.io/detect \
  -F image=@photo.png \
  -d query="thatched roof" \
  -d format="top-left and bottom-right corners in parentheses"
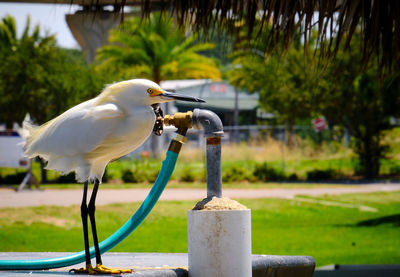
top-left (62, 0), bottom-right (398, 71)
top-left (141, 0), bottom-right (399, 72)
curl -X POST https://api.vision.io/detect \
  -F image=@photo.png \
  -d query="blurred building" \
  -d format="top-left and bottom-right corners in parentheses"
top-left (161, 79), bottom-right (260, 126)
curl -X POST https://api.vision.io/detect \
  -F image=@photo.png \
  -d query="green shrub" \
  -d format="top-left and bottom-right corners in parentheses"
top-left (121, 169), bottom-right (135, 183)
top-left (288, 173), bottom-right (299, 181)
top-left (180, 167), bottom-right (196, 182)
top-left (201, 169), bottom-right (207, 182)
top-left (146, 167), bottom-right (160, 183)
top-left (121, 167), bottom-right (149, 183)
top-left (57, 172), bottom-right (77, 183)
top-left (120, 160), bottom-right (161, 183)
top-left (102, 169), bottom-right (109, 183)
top-left (142, 161), bottom-right (161, 183)
top-left (1, 172), bottom-right (28, 184)
top-left (389, 164), bottom-right (400, 176)
top-left (253, 163), bottom-right (284, 181)
top-left (306, 169), bottom-right (337, 181)
top-left (223, 166), bottom-right (249, 182)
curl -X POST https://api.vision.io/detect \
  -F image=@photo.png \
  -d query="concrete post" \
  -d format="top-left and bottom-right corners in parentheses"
top-left (66, 10), bottom-right (121, 63)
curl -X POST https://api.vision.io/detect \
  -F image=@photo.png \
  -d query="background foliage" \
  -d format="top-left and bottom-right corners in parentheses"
top-left (1, 12), bottom-right (400, 181)
top-left (96, 12), bottom-right (221, 84)
top-left (229, 25), bottom-right (400, 179)
top-left (0, 15), bottom-right (104, 128)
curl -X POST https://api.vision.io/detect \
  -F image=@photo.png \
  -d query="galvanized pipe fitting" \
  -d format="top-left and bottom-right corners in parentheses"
top-left (192, 109), bottom-right (224, 198)
top-left (192, 109), bottom-right (224, 137)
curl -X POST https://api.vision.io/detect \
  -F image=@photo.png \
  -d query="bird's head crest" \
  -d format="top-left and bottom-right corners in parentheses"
top-left (98, 79), bottom-right (205, 106)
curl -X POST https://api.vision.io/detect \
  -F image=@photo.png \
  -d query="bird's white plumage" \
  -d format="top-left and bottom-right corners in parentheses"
top-left (22, 79), bottom-right (168, 182)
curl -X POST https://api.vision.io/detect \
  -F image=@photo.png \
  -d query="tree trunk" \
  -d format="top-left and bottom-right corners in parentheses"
top-left (355, 126), bottom-right (381, 180)
top-left (153, 66), bottom-right (161, 85)
top-left (233, 87), bottom-right (240, 143)
top-left (326, 116), bottom-right (335, 142)
top-left (286, 121), bottom-right (296, 148)
top-left (362, 138), bottom-right (380, 180)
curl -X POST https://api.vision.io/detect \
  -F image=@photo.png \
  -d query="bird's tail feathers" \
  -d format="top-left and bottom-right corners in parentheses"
top-left (21, 119), bottom-right (39, 157)
top-left (21, 117), bottom-right (57, 158)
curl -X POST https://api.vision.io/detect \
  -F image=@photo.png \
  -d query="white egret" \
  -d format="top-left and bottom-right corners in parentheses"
top-left (22, 79), bottom-right (204, 274)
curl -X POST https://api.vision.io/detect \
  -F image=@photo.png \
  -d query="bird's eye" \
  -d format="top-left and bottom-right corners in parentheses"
top-left (147, 88), bottom-right (154, 95)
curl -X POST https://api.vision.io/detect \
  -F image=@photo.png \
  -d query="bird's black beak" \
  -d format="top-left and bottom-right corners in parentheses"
top-left (161, 91), bottom-right (205, 103)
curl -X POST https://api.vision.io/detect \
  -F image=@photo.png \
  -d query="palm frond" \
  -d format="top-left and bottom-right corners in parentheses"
top-left (21, 15), bottom-right (31, 40)
top-left (0, 15), bottom-right (17, 47)
top-left (139, 0), bottom-right (400, 73)
top-left (95, 11), bottom-right (220, 82)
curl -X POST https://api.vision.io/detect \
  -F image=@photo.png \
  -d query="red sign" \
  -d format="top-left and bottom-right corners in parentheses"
top-left (210, 84), bottom-right (227, 93)
top-left (312, 117), bottom-right (327, 132)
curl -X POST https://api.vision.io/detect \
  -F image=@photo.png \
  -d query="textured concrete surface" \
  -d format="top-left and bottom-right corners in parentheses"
top-left (0, 252), bottom-right (188, 276)
top-left (0, 252), bottom-right (316, 277)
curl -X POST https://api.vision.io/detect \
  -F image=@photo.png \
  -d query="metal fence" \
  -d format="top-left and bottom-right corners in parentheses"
top-left (130, 124), bottom-right (351, 158)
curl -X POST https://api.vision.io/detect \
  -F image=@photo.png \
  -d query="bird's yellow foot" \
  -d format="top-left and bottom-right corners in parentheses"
top-left (69, 264), bottom-right (96, 274)
top-left (92, 264), bottom-right (132, 274)
top-left (70, 264), bottom-right (132, 274)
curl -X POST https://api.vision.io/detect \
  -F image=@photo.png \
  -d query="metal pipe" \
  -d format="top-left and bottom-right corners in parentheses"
top-left (192, 109), bottom-right (224, 198)
top-left (192, 109), bottom-right (223, 137)
top-left (205, 137), bottom-right (222, 197)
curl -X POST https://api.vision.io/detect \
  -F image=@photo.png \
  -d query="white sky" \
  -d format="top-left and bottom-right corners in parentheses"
top-left (0, 3), bottom-right (80, 48)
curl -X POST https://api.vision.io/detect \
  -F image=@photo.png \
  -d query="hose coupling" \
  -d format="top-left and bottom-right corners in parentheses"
top-left (164, 111), bottom-right (193, 131)
top-left (165, 111), bottom-right (193, 153)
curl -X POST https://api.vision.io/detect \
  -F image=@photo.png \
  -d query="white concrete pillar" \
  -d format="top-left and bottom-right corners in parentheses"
top-left (188, 197), bottom-right (252, 277)
top-left (66, 11), bottom-right (121, 63)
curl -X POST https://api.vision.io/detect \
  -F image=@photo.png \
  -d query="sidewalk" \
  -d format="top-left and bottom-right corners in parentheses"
top-left (1, 184), bottom-right (399, 208)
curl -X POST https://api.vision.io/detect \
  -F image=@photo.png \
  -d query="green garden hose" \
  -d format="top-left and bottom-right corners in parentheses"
top-left (0, 150), bottom-right (178, 270)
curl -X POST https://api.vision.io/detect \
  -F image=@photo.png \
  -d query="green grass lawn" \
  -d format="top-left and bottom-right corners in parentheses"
top-left (0, 191), bottom-right (399, 267)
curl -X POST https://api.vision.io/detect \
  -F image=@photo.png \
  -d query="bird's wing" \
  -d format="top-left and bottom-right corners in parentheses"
top-left (25, 100), bottom-right (124, 158)
top-left (84, 103), bottom-right (124, 119)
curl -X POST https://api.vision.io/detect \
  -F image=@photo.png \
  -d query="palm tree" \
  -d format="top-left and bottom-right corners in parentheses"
top-left (0, 15), bottom-right (17, 50)
top-left (0, 15), bottom-right (57, 183)
top-left (95, 12), bottom-right (221, 83)
top-left (0, 15), bottom-right (103, 183)
top-left (0, 15), bottom-right (57, 129)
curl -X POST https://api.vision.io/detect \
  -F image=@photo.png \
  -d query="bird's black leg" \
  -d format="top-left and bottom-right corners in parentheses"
top-left (88, 178), bottom-right (102, 265)
top-left (70, 181), bottom-right (93, 274)
top-left (86, 179), bottom-right (132, 274)
top-left (81, 181), bottom-right (91, 267)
